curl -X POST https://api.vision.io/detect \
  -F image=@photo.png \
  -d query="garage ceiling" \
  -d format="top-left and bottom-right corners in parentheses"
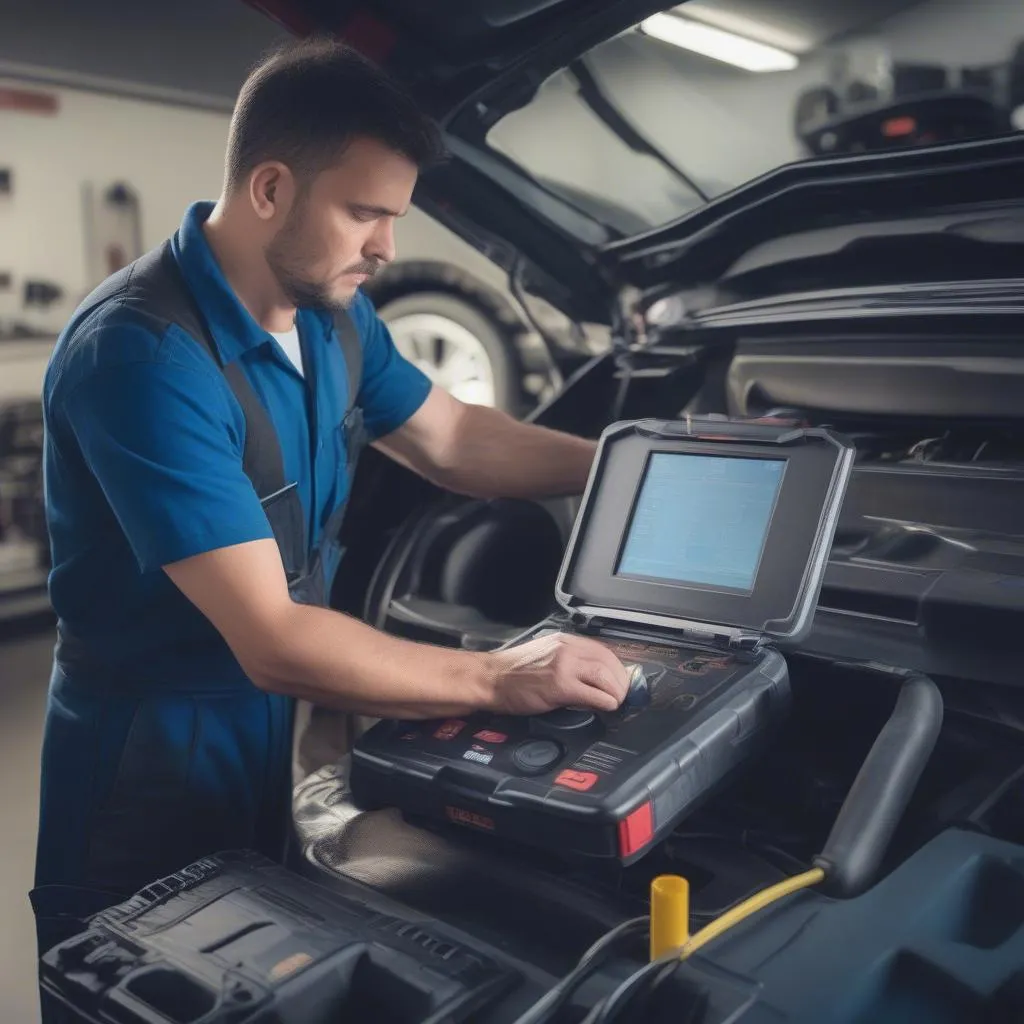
top-left (0, 0), bottom-right (928, 108)
top-left (0, 0), bottom-right (287, 109)
top-left (684, 0), bottom-right (929, 53)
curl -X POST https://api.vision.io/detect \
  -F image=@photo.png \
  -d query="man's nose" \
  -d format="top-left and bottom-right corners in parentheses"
top-left (366, 218), bottom-right (397, 265)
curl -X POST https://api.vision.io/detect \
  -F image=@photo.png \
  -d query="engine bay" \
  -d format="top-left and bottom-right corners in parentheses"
top-left (312, 401), bottom-right (1024, 1020)
top-left (312, 328), bottom-right (1024, 1020)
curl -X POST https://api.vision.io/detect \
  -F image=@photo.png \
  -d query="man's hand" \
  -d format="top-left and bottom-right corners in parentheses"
top-left (483, 632), bottom-right (630, 714)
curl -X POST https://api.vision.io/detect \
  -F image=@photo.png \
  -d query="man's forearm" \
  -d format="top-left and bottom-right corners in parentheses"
top-left (434, 404), bottom-right (597, 500)
top-left (165, 536), bottom-right (626, 721)
top-left (252, 601), bottom-right (496, 718)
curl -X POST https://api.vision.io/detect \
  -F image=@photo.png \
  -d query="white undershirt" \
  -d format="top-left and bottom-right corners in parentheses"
top-left (271, 325), bottom-right (304, 377)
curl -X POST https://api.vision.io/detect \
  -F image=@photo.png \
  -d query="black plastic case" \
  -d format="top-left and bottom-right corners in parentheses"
top-left (352, 421), bottom-right (853, 865)
top-left (39, 851), bottom-right (516, 1024)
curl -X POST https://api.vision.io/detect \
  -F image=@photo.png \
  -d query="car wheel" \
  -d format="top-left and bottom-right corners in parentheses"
top-left (380, 292), bottom-right (520, 412)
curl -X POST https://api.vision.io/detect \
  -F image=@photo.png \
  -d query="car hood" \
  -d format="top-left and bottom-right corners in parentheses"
top-left (245, 1), bottom-right (1024, 324)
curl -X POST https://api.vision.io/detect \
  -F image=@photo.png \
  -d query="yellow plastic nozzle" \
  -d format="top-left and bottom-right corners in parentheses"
top-left (649, 874), bottom-right (690, 960)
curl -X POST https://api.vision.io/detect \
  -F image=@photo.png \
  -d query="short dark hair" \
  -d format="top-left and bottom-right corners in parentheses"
top-left (225, 36), bottom-right (445, 191)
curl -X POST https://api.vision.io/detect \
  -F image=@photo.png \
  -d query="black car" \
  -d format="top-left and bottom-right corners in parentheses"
top-left (36, 1), bottom-right (1024, 1022)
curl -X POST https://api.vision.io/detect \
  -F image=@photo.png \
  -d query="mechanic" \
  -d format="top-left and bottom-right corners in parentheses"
top-left (32, 37), bottom-right (630, 960)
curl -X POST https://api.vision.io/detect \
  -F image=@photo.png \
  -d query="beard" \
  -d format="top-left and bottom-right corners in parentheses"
top-left (265, 197), bottom-right (378, 312)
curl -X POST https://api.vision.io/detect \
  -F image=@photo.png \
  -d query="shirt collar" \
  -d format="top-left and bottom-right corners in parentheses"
top-left (171, 200), bottom-right (332, 364)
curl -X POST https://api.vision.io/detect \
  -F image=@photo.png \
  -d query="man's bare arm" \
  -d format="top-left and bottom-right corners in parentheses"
top-left (374, 386), bottom-right (597, 500)
top-left (163, 538), bottom-right (629, 717)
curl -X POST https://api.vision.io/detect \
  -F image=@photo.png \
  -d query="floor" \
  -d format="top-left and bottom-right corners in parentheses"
top-left (1, 616), bottom-right (53, 1023)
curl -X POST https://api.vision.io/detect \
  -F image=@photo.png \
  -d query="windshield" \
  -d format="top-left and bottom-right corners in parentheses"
top-left (484, 0), bottom-right (1024, 235)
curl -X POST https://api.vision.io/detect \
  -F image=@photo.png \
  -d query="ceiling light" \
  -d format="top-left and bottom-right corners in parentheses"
top-left (680, 1), bottom-right (812, 55)
top-left (640, 12), bottom-right (799, 73)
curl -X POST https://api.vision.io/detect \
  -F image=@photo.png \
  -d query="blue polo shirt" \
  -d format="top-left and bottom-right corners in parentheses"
top-left (43, 201), bottom-right (432, 689)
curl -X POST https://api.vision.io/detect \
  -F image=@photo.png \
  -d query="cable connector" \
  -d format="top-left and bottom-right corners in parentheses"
top-left (649, 875), bottom-right (690, 960)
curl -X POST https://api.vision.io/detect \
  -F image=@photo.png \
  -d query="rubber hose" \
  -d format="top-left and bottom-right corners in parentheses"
top-left (814, 673), bottom-right (943, 898)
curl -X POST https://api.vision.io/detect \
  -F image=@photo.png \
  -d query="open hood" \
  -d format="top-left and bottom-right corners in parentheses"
top-left (246, 1), bottom-right (1024, 325)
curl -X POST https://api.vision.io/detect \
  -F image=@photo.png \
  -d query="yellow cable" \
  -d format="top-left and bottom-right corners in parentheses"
top-left (677, 867), bottom-right (826, 961)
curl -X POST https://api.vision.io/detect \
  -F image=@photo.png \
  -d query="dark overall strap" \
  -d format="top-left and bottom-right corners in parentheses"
top-left (147, 243), bottom-right (366, 559)
top-left (64, 240), bottom-right (288, 499)
top-left (333, 309), bottom-right (362, 415)
top-left (152, 244), bottom-right (289, 498)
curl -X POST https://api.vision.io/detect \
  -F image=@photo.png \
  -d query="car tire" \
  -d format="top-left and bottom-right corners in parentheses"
top-left (379, 291), bottom-right (521, 413)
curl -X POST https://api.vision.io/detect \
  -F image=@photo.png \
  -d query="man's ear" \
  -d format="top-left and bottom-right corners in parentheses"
top-left (249, 163), bottom-right (296, 223)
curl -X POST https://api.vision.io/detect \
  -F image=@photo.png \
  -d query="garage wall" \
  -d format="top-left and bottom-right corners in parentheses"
top-left (0, 86), bottom-right (232, 334)
top-left (0, 0), bottom-right (287, 336)
top-left (872, 0), bottom-right (1024, 66)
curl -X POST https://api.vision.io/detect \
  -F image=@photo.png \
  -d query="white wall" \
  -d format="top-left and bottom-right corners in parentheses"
top-left (872, 0), bottom-right (1024, 66)
top-left (0, 83), bottom-right (231, 334)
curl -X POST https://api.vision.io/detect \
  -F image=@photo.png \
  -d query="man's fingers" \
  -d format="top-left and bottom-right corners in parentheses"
top-left (495, 632), bottom-right (631, 714)
top-left (566, 635), bottom-right (630, 691)
top-left (573, 643), bottom-right (630, 699)
top-left (572, 660), bottom-right (625, 710)
top-left (568, 680), bottom-right (620, 712)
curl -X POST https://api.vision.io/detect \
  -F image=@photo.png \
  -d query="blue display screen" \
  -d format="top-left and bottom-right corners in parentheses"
top-left (617, 453), bottom-right (786, 592)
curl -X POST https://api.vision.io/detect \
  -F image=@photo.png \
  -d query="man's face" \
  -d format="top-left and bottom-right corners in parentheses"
top-left (265, 136), bottom-right (417, 311)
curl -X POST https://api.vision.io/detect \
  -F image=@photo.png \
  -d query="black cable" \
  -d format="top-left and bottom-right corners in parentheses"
top-left (507, 916), bottom-right (649, 1024)
top-left (609, 301), bottom-right (635, 422)
top-left (580, 955), bottom-right (678, 1024)
top-left (641, 958), bottom-right (692, 1014)
top-left (510, 255), bottom-right (571, 364)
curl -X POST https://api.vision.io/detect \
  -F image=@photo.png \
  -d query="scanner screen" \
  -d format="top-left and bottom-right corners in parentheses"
top-left (617, 453), bottom-right (786, 592)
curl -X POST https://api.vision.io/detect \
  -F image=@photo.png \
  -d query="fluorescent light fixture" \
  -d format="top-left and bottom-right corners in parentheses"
top-left (640, 12), bottom-right (799, 73)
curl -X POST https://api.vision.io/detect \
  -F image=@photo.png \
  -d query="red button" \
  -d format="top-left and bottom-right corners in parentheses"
top-left (554, 769), bottom-right (599, 792)
top-left (473, 730), bottom-right (508, 744)
top-left (433, 719), bottom-right (466, 741)
top-left (618, 802), bottom-right (654, 857)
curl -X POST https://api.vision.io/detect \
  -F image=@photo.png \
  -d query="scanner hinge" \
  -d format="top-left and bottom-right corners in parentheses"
top-left (680, 627), bottom-right (765, 654)
top-left (568, 606), bottom-right (769, 653)
top-left (727, 633), bottom-right (767, 654)
top-left (570, 610), bottom-right (597, 632)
